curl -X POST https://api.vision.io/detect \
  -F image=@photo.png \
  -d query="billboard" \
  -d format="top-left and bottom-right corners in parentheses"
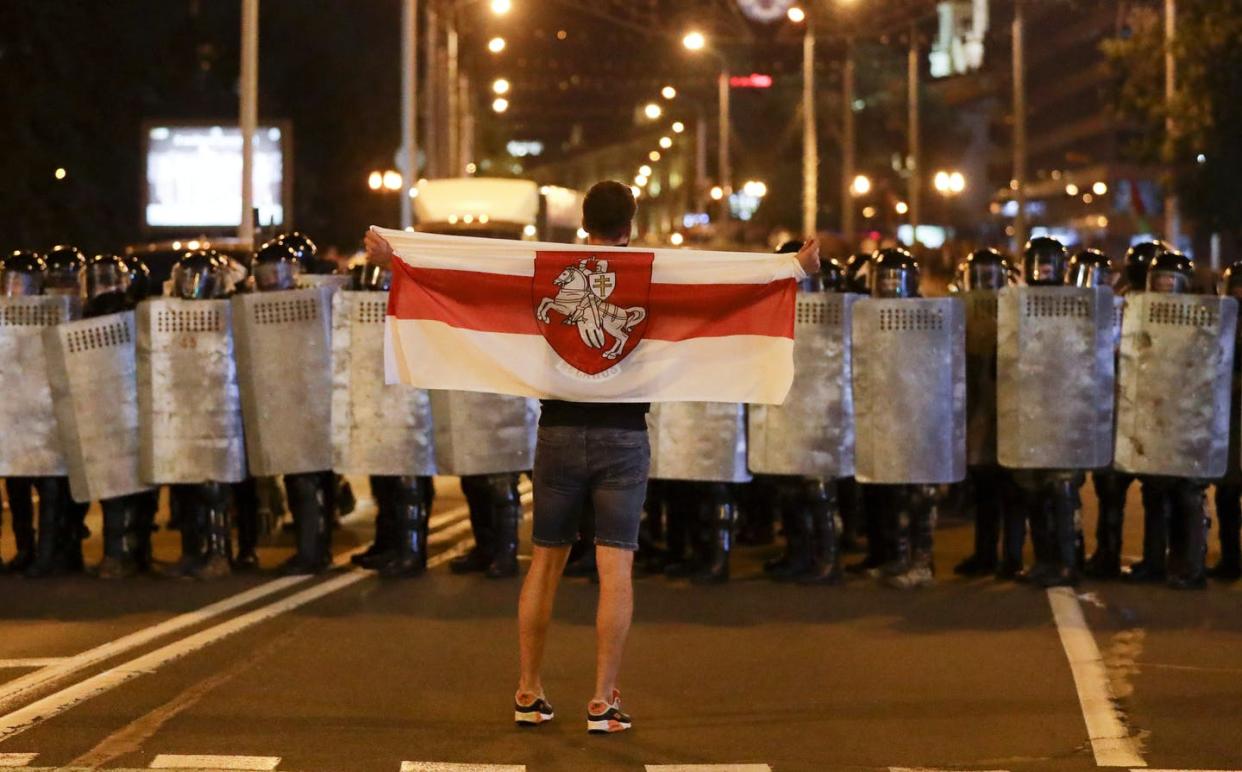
top-left (144, 124), bottom-right (290, 229)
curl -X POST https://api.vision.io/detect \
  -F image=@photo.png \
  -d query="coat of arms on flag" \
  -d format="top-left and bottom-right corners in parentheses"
top-left (533, 251), bottom-right (653, 375)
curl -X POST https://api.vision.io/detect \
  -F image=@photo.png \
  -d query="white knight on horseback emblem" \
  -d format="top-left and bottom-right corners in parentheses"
top-left (536, 257), bottom-right (647, 361)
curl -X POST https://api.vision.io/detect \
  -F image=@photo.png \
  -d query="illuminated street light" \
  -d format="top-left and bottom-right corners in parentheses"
top-left (710, 185), bottom-right (724, 201)
top-left (1065, 183), bottom-right (1080, 196)
top-left (672, 121), bottom-right (685, 134)
top-left (488, 36), bottom-right (506, 53)
top-left (670, 232), bottom-right (685, 246)
top-left (743, 180), bottom-right (768, 197)
top-left (659, 136), bottom-right (673, 149)
top-left (54, 167), bottom-right (67, 181)
top-left (408, 187), bottom-right (419, 198)
top-left (933, 170), bottom-right (965, 196)
top-left (493, 97), bottom-right (510, 113)
top-left (661, 85), bottom-right (677, 100)
top-left (850, 174), bottom-right (872, 197)
top-left (634, 174), bottom-right (649, 187)
top-left (683, 31), bottom-right (706, 51)
top-left (368, 171), bottom-right (383, 191)
top-left (895, 201), bottom-right (909, 215)
top-left (382, 170), bottom-right (403, 191)
top-left (1092, 181), bottom-right (1109, 196)
top-left (787, 6), bottom-right (806, 23)
top-left (631, 185), bottom-right (642, 198)
top-left (862, 205), bottom-right (877, 218)
top-left (639, 165), bottom-right (652, 177)
top-left (492, 78), bottom-right (510, 95)
top-left (649, 150), bottom-right (661, 162)
top-left (490, 0), bottom-right (512, 14)
top-left (948, 171), bottom-right (965, 193)
top-left (644, 102), bottom-right (663, 120)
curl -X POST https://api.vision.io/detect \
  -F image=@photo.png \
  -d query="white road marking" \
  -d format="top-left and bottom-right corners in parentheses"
top-left (0, 660), bottom-right (66, 670)
top-left (647, 766), bottom-right (772, 772)
top-left (889, 768), bottom-right (1009, 772)
top-left (401, 764), bottom-right (525, 772)
top-left (0, 754), bottom-right (36, 767)
top-left (1046, 587), bottom-right (1147, 768)
top-left (0, 504), bottom-right (516, 744)
top-left (149, 755), bottom-right (280, 770)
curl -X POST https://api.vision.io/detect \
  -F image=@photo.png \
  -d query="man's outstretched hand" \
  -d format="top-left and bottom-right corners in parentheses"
top-left (795, 237), bottom-right (821, 276)
top-left (364, 227), bottom-right (395, 267)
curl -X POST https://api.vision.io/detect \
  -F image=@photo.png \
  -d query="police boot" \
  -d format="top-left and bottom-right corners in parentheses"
top-left (281, 473), bottom-right (332, 576)
top-left (664, 483), bottom-right (704, 578)
top-left (161, 486), bottom-right (205, 578)
top-left (847, 507), bottom-right (887, 574)
top-left (1124, 480), bottom-right (1169, 583)
top-left (231, 479), bottom-right (260, 571)
top-left (355, 476), bottom-right (399, 570)
top-left (1085, 472), bottom-right (1127, 579)
top-left (692, 485), bottom-right (736, 585)
top-left (451, 475), bottom-right (496, 574)
top-left (1017, 494), bottom-right (1056, 585)
top-left (798, 480), bottom-right (842, 586)
top-left (191, 484), bottom-right (233, 580)
top-left (133, 489), bottom-right (159, 572)
top-left (485, 476), bottom-right (521, 579)
top-left (64, 499), bottom-right (90, 574)
top-left (6, 479), bottom-right (36, 573)
top-left (769, 484), bottom-right (813, 581)
top-left (98, 496), bottom-right (143, 580)
top-left (873, 494), bottom-right (911, 580)
top-left (956, 468), bottom-right (1000, 576)
top-left (24, 477), bottom-right (72, 578)
top-left (762, 489), bottom-right (794, 575)
top-left (1168, 482), bottom-right (1208, 590)
top-left (1037, 480), bottom-right (1079, 588)
top-left (1209, 484), bottom-right (1242, 580)
top-left (887, 490), bottom-right (936, 590)
top-left (380, 477), bottom-right (429, 578)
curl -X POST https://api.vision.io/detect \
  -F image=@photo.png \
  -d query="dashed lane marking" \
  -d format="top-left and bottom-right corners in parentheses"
top-left (401, 764), bottom-right (525, 772)
top-left (1047, 587), bottom-right (1147, 768)
top-left (647, 766), bottom-right (772, 772)
top-left (149, 755), bottom-right (281, 770)
top-left (889, 768), bottom-right (1010, 772)
top-left (0, 754), bottom-right (37, 767)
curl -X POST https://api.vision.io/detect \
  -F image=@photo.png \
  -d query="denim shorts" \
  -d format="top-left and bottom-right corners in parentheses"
top-left (532, 425), bottom-right (650, 551)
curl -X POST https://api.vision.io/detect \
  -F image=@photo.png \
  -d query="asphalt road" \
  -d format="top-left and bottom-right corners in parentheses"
top-left (0, 477), bottom-right (1239, 772)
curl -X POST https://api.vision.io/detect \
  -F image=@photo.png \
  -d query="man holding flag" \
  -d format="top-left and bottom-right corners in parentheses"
top-left (365, 180), bottom-right (820, 733)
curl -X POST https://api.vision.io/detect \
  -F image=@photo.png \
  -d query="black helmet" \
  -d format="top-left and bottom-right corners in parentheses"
top-left (275, 231), bottom-right (318, 265)
top-left (350, 263), bottom-right (392, 292)
top-left (1022, 236), bottom-right (1068, 286)
top-left (123, 254), bottom-right (152, 302)
top-left (171, 250), bottom-right (225, 300)
top-left (1123, 240), bottom-right (1166, 291)
top-left (1066, 248), bottom-right (1113, 288)
top-left (820, 257), bottom-right (844, 292)
top-left (1, 250), bottom-right (46, 297)
top-left (869, 247), bottom-right (920, 299)
top-left (843, 252), bottom-right (872, 294)
top-left (1221, 260), bottom-right (1242, 299)
top-left (45, 245), bottom-right (87, 296)
top-left (1146, 250), bottom-right (1194, 294)
top-left (963, 248), bottom-right (1010, 291)
top-left (253, 240), bottom-right (302, 292)
top-left (86, 254), bottom-right (133, 301)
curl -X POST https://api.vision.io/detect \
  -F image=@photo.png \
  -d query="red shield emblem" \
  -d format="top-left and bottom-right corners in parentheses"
top-left (533, 250), bottom-right (653, 375)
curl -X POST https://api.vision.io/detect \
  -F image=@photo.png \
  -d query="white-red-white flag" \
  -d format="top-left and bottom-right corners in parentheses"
top-left (378, 228), bottom-right (805, 404)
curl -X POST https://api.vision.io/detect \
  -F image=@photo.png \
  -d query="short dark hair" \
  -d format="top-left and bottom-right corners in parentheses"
top-left (582, 181), bottom-right (636, 240)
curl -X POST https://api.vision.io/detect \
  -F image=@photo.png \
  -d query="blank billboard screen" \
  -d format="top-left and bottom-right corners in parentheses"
top-left (145, 125), bottom-right (285, 228)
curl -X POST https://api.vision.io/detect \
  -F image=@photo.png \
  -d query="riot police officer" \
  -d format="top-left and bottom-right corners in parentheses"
top-left (1213, 259), bottom-right (1242, 581)
top-left (955, 248), bottom-right (1016, 577)
top-left (45, 245), bottom-right (87, 298)
top-left (84, 254), bottom-right (156, 578)
top-left (1090, 241), bottom-right (1165, 579)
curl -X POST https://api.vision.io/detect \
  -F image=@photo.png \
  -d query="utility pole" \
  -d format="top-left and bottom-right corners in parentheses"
top-left (1012, 0), bottom-right (1028, 250)
top-left (718, 67), bottom-right (731, 224)
top-left (424, 2), bottom-right (440, 179)
top-left (400, 0), bottom-right (418, 229)
top-left (841, 39), bottom-right (856, 244)
top-left (802, 15), bottom-right (818, 236)
top-left (239, 0), bottom-right (259, 246)
top-left (459, 72), bottom-right (475, 175)
top-left (695, 109), bottom-right (708, 215)
top-left (1164, 0), bottom-right (1179, 245)
top-left (446, 10), bottom-right (459, 177)
top-left (907, 26), bottom-right (921, 245)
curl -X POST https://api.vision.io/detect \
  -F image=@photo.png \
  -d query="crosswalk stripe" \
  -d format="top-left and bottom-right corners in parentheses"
top-left (0, 660), bottom-right (67, 670)
top-left (646, 766), bottom-right (772, 772)
top-left (400, 764), bottom-right (525, 772)
top-left (0, 754), bottom-right (37, 768)
top-left (149, 755), bottom-right (280, 770)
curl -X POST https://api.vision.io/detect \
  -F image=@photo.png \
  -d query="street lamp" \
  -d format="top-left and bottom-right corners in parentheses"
top-left (368, 171), bottom-right (383, 191)
top-left (639, 165), bottom-right (652, 177)
top-left (850, 174), bottom-right (872, 197)
top-left (933, 170), bottom-right (965, 196)
top-left (382, 170), bottom-right (403, 191)
top-left (661, 85), bottom-right (677, 100)
top-left (644, 102), bottom-right (663, 120)
top-left (649, 150), bottom-right (661, 162)
top-left (682, 31), bottom-right (706, 51)
top-left (659, 136), bottom-right (673, 149)
top-left (683, 30), bottom-right (732, 224)
top-left (787, 6), bottom-right (806, 23)
top-left (672, 121), bottom-right (685, 134)
top-left (490, 0), bottom-right (511, 14)
top-left (492, 97), bottom-right (509, 113)
top-left (492, 78), bottom-right (510, 95)
top-left (488, 36), bottom-right (506, 53)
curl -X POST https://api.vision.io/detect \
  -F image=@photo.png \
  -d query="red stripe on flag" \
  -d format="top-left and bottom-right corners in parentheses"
top-left (389, 261), bottom-right (794, 341)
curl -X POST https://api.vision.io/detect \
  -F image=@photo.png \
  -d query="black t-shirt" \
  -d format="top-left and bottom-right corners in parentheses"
top-left (538, 399), bottom-right (650, 431)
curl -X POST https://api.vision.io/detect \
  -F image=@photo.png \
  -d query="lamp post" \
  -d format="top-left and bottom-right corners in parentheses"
top-left (239, 0), bottom-right (259, 246)
top-left (841, 39), bottom-right (857, 242)
top-left (400, 0), bottom-right (418, 228)
top-left (788, 6), bottom-right (818, 236)
top-left (1012, 0), bottom-right (1028, 250)
top-left (684, 31), bottom-right (731, 225)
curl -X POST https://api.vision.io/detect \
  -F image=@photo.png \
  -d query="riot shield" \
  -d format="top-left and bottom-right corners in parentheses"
top-left (648, 402), bottom-right (751, 483)
top-left (331, 291), bottom-right (435, 476)
top-left (430, 391), bottom-right (537, 476)
top-left (748, 293), bottom-right (855, 478)
top-left (0, 296), bottom-right (79, 476)
top-left (997, 286), bottom-right (1115, 470)
top-left (45, 312), bottom-right (151, 502)
top-left (137, 298), bottom-right (246, 484)
top-left (851, 297), bottom-right (965, 484)
top-left (1115, 293), bottom-right (1237, 477)
top-left (233, 287), bottom-right (334, 476)
top-left (963, 290), bottom-right (1000, 466)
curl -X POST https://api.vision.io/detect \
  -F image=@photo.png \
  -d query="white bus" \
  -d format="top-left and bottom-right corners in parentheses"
top-left (413, 178), bottom-right (585, 243)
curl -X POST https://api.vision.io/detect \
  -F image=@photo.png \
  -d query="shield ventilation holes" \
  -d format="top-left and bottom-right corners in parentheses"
top-left (156, 308), bottom-right (224, 333)
top-left (878, 307), bottom-right (944, 332)
top-left (254, 297), bottom-right (320, 326)
top-left (356, 299), bottom-right (387, 325)
top-left (66, 319), bottom-right (131, 353)
top-left (0, 304), bottom-right (64, 327)
top-left (1024, 295), bottom-right (1090, 318)
top-left (1147, 300), bottom-right (1217, 328)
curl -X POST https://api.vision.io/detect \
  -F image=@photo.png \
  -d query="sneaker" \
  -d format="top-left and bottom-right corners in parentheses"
top-left (514, 693), bottom-right (554, 727)
top-left (586, 690), bottom-right (632, 734)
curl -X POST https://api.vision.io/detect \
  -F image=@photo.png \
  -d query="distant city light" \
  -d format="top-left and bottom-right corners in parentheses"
top-left (408, 187), bottom-right (419, 198)
top-left (576, 227), bottom-right (589, 239)
top-left (490, 0), bottom-right (512, 15)
top-left (639, 165), bottom-right (652, 177)
top-left (523, 224), bottom-right (538, 237)
top-left (644, 102), bottom-right (663, 120)
top-left (661, 85), bottom-right (677, 100)
top-left (710, 185), bottom-right (724, 201)
top-left (1092, 181), bottom-right (1108, 196)
top-left (1082, 193), bottom-right (1094, 204)
top-left (635, 175), bottom-right (649, 187)
top-left (862, 205), bottom-right (877, 218)
top-left (492, 78), bottom-right (511, 95)
top-left (895, 201), bottom-right (909, 215)
top-left (850, 174), bottom-right (872, 196)
top-left (368, 171), bottom-right (383, 191)
top-left (648, 150), bottom-right (661, 162)
top-left (488, 37), bottom-right (506, 53)
top-left (1197, 153), bottom-right (1207, 164)
top-left (683, 31), bottom-right (706, 51)
top-left (382, 170), bottom-right (403, 191)
top-left (659, 136), bottom-right (673, 149)
top-left (493, 97), bottom-right (510, 113)
top-left (1065, 183), bottom-right (1080, 196)
top-left (465, 162), bottom-right (478, 174)
top-left (934, 170), bottom-right (964, 195)
top-left (742, 180), bottom-right (768, 197)
top-left (787, 6), bottom-right (806, 23)
top-left (672, 121), bottom-right (685, 134)
top-left (630, 185), bottom-right (642, 198)
top-left (54, 167), bottom-right (67, 180)
top-left (670, 232), bottom-right (685, 246)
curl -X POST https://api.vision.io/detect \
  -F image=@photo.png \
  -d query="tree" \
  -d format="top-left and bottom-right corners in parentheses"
top-left (1103, 0), bottom-right (1242, 243)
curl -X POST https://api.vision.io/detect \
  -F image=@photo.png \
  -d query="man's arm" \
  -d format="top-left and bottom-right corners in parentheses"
top-left (794, 238), bottom-right (821, 277)
top-left (364, 227), bottom-right (395, 268)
